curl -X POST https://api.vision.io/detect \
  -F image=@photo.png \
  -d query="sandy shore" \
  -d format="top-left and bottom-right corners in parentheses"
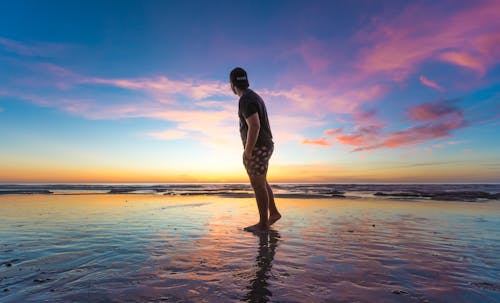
top-left (0, 194), bottom-right (499, 302)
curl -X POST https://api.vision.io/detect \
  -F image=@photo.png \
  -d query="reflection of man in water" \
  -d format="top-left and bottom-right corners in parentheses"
top-left (230, 67), bottom-right (282, 232)
top-left (242, 231), bottom-right (280, 302)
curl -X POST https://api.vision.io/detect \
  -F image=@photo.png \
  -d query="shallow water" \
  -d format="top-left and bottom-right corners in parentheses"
top-left (0, 194), bottom-right (499, 302)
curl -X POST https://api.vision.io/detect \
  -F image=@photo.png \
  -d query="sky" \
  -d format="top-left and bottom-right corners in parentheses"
top-left (0, 0), bottom-right (499, 183)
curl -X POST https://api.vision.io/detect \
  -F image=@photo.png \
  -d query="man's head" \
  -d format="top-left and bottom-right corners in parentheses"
top-left (230, 67), bottom-right (249, 95)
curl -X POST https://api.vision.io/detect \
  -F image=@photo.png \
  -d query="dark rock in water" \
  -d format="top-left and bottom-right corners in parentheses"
top-left (218, 192), bottom-right (255, 198)
top-left (1, 259), bottom-right (19, 267)
top-left (3, 288), bottom-right (8, 292)
top-left (430, 191), bottom-right (498, 201)
top-left (274, 193), bottom-right (331, 199)
top-left (0, 190), bottom-right (52, 195)
top-left (331, 194), bottom-right (346, 198)
top-left (470, 281), bottom-right (500, 291)
top-left (392, 290), bottom-right (408, 294)
top-left (324, 190), bottom-right (345, 195)
top-left (374, 192), bottom-right (392, 196)
top-left (374, 190), bottom-right (498, 201)
top-left (374, 192), bottom-right (422, 197)
top-left (108, 188), bottom-right (136, 194)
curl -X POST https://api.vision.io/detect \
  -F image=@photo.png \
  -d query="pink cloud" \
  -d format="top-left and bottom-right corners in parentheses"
top-left (6, 61), bottom-right (334, 149)
top-left (352, 118), bottom-right (467, 152)
top-left (294, 38), bottom-right (332, 73)
top-left (336, 133), bottom-right (372, 147)
top-left (83, 76), bottom-right (232, 100)
top-left (302, 128), bottom-right (375, 146)
top-left (272, 115), bottom-right (328, 145)
top-left (408, 99), bottom-right (462, 122)
top-left (475, 33), bottom-right (500, 61)
top-left (301, 138), bottom-right (332, 146)
top-left (354, 124), bottom-right (384, 134)
top-left (333, 99), bottom-right (467, 152)
top-left (419, 75), bottom-right (445, 92)
top-left (262, 83), bottom-right (385, 116)
top-left (439, 52), bottom-right (486, 75)
top-left (299, 108), bottom-right (386, 148)
top-left (324, 128), bottom-right (343, 135)
top-left (352, 108), bottom-right (378, 124)
top-left (355, 1), bottom-right (500, 80)
top-left (13, 61), bottom-right (233, 101)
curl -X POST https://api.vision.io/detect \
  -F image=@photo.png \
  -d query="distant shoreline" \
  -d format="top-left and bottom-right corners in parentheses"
top-left (0, 183), bottom-right (499, 202)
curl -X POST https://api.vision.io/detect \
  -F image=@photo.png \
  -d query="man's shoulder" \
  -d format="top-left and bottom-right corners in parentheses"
top-left (239, 90), bottom-right (256, 103)
top-left (242, 89), bottom-right (263, 103)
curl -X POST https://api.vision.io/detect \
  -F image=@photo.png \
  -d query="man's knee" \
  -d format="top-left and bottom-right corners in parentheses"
top-left (250, 175), bottom-right (267, 190)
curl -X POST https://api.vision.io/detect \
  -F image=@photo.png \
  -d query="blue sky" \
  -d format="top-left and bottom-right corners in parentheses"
top-left (1, 0), bottom-right (499, 182)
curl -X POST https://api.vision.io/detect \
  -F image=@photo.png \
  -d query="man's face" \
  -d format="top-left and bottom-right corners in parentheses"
top-left (230, 82), bottom-right (238, 95)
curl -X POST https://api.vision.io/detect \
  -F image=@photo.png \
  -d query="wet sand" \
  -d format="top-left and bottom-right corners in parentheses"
top-left (0, 194), bottom-right (499, 302)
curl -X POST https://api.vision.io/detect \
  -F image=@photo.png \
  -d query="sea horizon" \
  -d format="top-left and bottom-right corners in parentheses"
top-left (1, 183), bottom-right (499, 203)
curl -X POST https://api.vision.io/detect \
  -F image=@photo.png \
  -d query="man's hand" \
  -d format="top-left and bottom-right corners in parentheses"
top-left (244, 112), bottom-right (260, 160)
top-left (244, 149), bottom-right (253, 159)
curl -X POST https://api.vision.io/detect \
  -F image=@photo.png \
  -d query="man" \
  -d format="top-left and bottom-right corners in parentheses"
top-left (230, 67), bottom-right (281, 232)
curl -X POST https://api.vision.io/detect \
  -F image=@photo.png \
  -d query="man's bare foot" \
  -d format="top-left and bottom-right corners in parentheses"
top-left (244, 222), bottom-right (269, 233)
top-left (269, 213), bottom-right (282, 226)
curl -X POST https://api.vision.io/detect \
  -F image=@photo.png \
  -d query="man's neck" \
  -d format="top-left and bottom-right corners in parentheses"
top-left (237, 88), bottom-right (250, 97)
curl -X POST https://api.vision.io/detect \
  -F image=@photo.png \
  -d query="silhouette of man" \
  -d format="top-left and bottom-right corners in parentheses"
top-left (230, 67), bottom-right (281, 232)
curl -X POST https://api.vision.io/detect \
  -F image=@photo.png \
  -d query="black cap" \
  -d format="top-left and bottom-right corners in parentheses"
top-left (230, 67), bottom-right (249, 89)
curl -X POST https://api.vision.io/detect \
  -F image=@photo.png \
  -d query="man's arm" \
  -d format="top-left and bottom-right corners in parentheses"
top-left (244, 112), bottom-right (260, 159)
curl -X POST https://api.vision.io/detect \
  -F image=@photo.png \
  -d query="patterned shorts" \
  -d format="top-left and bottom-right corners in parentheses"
top-left (243, 145), bottom-right (274, 177)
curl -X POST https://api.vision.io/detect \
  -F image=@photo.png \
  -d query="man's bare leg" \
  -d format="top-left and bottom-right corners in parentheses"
top-left (244, 174), bottom-right (269, 232)
top-left (267, 182), bottom-right (281, 225)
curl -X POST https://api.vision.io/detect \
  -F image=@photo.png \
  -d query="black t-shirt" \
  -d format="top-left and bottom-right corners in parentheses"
top-left (238, 89), bottom-right (274, 148)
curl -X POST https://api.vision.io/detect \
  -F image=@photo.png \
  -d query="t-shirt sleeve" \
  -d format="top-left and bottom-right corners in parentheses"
top-left (241, 97), bottom-right (259, 119)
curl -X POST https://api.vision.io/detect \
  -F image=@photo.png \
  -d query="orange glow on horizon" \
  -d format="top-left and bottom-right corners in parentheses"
top-left (1, 161), bottom-right (498, 183)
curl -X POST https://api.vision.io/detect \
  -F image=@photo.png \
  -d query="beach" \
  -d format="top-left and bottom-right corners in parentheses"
top-left (0, 188), bottom-right (499, 302)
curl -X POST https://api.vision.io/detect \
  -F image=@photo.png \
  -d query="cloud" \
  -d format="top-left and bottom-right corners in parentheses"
top-left (338, 99), bottom-right (468, 152)
top-left (5, 60), bottom-right (335, 150)
top-left (351, 118), bottom-right (467, 152)
top-left (439, 52), bottom-right (486, 75)
top-left (355, 1), bottom-right (500, 80)
top-left (262, 83), bottom-right (385, 116)
top-left (3, 18), bottom-right (482, 155)
top-left (84, 76), bottom-right (233, 100)
top-left (336, 133), bottom-right (373, 147)
top-left (419, 75), bottom-right (445, 92)
top-left (301, 138), bottom-right (332, 146)
top-left (293, 38), bottom-right (332, 73)
top-left (475, 33), bottom-right (500, 61)
top-left (431, 140), bottom-right (467, 149)
top-left (408, 99), bottom-right (461, 122)
top-left (0, 37), bottom-right (68, 57)
top-left (145, 129), bottom-right (188, 140)
top-left (324, 128), bottom-right (343, 135)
